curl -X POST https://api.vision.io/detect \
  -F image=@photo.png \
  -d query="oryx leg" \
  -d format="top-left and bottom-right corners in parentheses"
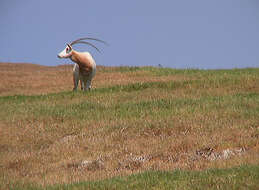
top-left (73, 63), bottom-right (80, 91)
top-left (81, 77), bottom-right (88, 91)
top-left (86, 65), bottom-right (96, 90)
top-left (80, 78), bottom-right (83, 90)
top-left (80, 74), bottom-right (92, 91)
top-left (86, 79), bottom-right (92, 90)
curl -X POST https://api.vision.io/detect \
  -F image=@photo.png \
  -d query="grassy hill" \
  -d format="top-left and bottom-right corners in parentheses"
top-left (0, 63), bottom-right (259, 189)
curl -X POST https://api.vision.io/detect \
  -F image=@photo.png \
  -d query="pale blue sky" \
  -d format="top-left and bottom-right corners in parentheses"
top-left (1, 0), bottom-right (259, 69)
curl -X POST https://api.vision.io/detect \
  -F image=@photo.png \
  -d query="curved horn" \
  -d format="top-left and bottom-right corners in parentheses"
top-left (71, 41), bottom-right (101, 53)
top-left (71, 37), bottom-right (109, 46)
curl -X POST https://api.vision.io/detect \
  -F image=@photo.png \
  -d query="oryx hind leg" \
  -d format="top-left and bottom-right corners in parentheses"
top-left (86, 79), bottom-right (92, 90)
top-left (86, 64), bottom-right (96, 90)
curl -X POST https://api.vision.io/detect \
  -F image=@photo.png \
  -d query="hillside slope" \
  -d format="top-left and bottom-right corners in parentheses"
top-left (0, 63), bottom-right (259, 188)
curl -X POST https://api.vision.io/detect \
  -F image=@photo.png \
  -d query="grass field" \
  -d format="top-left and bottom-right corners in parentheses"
top-left (0, 63), bottom-right (259, 189)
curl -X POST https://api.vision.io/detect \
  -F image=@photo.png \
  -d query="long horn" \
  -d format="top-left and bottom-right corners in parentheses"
top-left (71, 37), bottom-right (109, 46)
top-left (71, 41), bottom-right (101, 53)
top-left (70, 37), bottom-right (108, 46)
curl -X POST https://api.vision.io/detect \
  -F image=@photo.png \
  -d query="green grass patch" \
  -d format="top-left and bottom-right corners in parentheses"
top-left (0, 80), bottom-right (258, 124)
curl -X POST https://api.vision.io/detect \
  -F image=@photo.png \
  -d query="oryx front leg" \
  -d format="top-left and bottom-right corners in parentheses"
top-left (73, 63), bottom-right (80, 91)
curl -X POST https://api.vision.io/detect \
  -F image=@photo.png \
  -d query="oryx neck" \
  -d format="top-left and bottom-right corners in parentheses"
top-left (70, 50), bottom-right (79, 62)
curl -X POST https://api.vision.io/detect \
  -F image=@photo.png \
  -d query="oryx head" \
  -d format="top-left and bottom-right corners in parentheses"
top-left (57, 37), bottom-right (108, 58)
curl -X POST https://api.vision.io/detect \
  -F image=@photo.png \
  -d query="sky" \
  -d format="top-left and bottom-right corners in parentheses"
top-left (1, 0), bottom-right (259, 69)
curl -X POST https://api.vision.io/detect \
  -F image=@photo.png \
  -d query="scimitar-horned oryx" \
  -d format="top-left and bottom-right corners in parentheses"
top-left (58, 37), bottom-right (108, 91)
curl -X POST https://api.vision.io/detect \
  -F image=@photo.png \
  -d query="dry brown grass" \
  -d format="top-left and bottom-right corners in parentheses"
top-left (0, 62), bottom-right (258, 187)
top-left (0, 63), bottom-right (186, 96)
top-left (0, 63), bottom-right (74, 96)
